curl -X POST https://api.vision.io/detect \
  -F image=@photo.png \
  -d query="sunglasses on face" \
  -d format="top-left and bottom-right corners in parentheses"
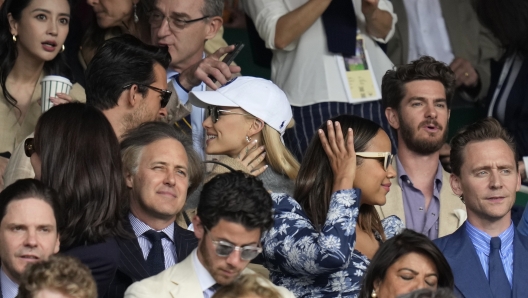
top-left (123, 84), bottom-right (172, 108)
top-left (24, 138), bottom-right (35, 158)
top-left (207, 106), bottom-right (249, 123)
top-left (205, 227), bottom-right (262, 261)
top-left (355, 152), bottom-right (394, 171)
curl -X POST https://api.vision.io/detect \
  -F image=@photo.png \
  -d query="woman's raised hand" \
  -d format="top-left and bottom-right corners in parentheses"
top-left (236, 140), bottom-right (268, 176)
top-left (318, 120), bottom-right (356, 192)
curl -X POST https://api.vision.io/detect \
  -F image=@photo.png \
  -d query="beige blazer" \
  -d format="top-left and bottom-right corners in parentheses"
top-left (386, 0), bottom-right (501, 100)
top-left (376, 160), bottom-right (466, 238)
top-left (124, 250), bottom-right (294, 298)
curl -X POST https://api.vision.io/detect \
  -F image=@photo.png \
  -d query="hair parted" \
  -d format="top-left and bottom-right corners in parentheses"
top-left (18, 255), bottom-right (97, 298)
top-left (34, 103), bottom-right (129, 248)
top-left (212, 274), bottom-right (281, 298)
top-left (295, 114), bottom-right (385, 239)
top-left (359, 229), bottom-right (454, 298)
top-left (202, 0), bottom-right (224, 17)
top-left (0, 179), bottom-right (62, 232)
top-left (120, 121), bottom-right (204, 196)
top-left (198, 171), bottom-right (273, 233)
top-left (450, 117), bottom-right (517, 176)
top-left (85, 34), bottom-right (171, 111)
top-left (381, 56), bottom-right (456, 110)
top-left (0, 0), bottom-right (73, 109)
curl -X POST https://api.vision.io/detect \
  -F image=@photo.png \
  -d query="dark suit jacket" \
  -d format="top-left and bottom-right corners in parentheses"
top-left (103, 219), bottom-right (198, 298)
top-left (61, 237), bottom-right (120, 298)
top-left (434, 222), bottom-right (528, 298)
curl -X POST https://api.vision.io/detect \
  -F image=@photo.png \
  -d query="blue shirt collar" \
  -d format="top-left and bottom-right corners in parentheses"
top-left (128, 212), bottom-right (175, 243)
top-left (0, 267), bottom-right (18, 298)
top-left (396, 155), bottom-right (444, 189)
top-left (466, 220), bottom-right (514, 257)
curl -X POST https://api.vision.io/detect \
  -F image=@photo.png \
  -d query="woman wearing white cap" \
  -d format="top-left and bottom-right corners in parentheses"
top-left (189, 76), bottom-right (299, 194)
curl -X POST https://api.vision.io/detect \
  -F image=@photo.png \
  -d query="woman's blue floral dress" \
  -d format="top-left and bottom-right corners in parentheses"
top-left (261, 189), bottom-right (404, 298)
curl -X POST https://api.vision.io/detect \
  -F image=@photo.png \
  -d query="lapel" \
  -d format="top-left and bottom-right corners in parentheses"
top-left (169, 253), bottom-right (203, 298)
top-left (173, 224), bottom-right (199, 261)
top-left (378, 158), bottom-right (405, 223)
top-left (391, 0), bottom-right (409, 64)
top-left (512, 230), bottom-right (528, 296)
top-left (438, 169), bottom-right (466, 237)
top-left (441, 223), bottom-right (493, 298)
top-left (116, 221), bottom-right (150, 281)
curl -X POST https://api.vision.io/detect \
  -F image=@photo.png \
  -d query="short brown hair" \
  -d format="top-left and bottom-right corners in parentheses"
top-left (17, 255), bottom-right (97, 298)
top-left (212, 274), bottom-right (281, 298)
top-left (381, 56), bottom-right (456, 110)
top-left (450, 117), bottom-right (517, 176)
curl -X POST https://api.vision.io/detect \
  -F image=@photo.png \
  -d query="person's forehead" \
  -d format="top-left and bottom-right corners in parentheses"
top-left (2, 198), bottom-right (56, 225)
top-left (209, 219), bottom-right (261, 245)
top-left (462, 139), bottom-right (516, 166)
top-left (140, 138), bottom-right (188, 164)
top-left (155, 0), bottom-right (204, 15)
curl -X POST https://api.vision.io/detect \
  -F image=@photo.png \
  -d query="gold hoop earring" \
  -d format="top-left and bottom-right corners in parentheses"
top-left (133, 3), bottom-right (139, 23)
top-left (371, 289), bottom-right (377, 298)
top-left (61, 45), bottom-right (65, 52)
top-left (12, 35), bottom-right (16, 42)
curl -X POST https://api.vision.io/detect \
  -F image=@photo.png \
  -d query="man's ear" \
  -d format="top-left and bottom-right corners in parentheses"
top-left (125, 171), bottom-right (134, 189)
top-left (192, 216), bottom-right (204, 240)
top-left (7, 13), bottom-right (18, 36)
top-left (385, 107), bottom-right (400, 130)
top-left (125, 84), bottom-right (141, 108)
top-left (54, 233), bottom-right (60, 254)
top-left (204, 16), bottom-right (223, 40)
top-left (247, 118), bottom-right (264, 138)
top-left (450, 173), bottom-right (463, 197)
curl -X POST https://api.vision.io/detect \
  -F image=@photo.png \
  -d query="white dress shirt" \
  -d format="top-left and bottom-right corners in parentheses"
top-left (403, 0), bottom-right (454, 64)
top-left (191, 249), bottom-right (217, 298)
top-left (0, 268), bottom-right (18, 298)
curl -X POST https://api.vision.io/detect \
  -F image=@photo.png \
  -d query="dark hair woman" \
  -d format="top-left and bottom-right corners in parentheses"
top-left (261, 114), bottom-right (404, 297)
top-left (0, 0), bottom-right (85, 186)
top-left (28, 102), bottom-right (129, 297)
top-left (359, 229), bottom-right (454, 298)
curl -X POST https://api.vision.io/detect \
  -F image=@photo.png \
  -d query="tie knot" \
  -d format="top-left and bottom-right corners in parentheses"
top-left (209, 283), bottom-right (221, 292)
top-left (490, 236), bottom-right (502, 250)
top-left (143, 230), bottom-right (167, 243)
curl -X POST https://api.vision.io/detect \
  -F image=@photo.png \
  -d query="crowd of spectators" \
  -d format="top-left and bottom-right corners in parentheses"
top-left (0, 0), bottom-right (527, 297)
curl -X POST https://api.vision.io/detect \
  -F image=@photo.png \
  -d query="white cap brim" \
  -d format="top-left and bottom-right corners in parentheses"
top-left (189, 91), bottom-right (240, 109)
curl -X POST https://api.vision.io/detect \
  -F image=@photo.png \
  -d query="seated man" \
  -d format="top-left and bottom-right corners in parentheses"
top-left (434, 118), bottom-right (528, 297)
top-left (105, 122), bottom-right (204, 298)
top-left (0, 179), bottom-right (61, 298)
top-left (376, 56), bottom-right (466, 239)
top-left (124, 171), bottom-right (294, 298)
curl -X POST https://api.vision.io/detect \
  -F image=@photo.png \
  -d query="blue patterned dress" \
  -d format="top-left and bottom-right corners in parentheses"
top-left (261, 189), bottom-right (404, 298)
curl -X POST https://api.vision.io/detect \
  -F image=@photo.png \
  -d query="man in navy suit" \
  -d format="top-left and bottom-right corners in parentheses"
top-left (434, 117), bottom-right (528, 298)
top-left (104, 122), bottom-right (204, 298)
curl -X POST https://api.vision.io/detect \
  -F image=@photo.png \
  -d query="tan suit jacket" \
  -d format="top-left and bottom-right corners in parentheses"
top-left (376, 160), bottom-right (466, 238)
top-left (386, 0), bottom-right (500, 99)
top-left (124, 250), bottom-right (294, 298)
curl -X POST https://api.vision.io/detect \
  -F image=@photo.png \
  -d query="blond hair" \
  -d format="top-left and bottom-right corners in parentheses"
top-left (18, 255), bottom-right (97, 298)
top-left (261, 119), bottom-right (300, 180)
top-left (212, 274), bottom-right (282, 298)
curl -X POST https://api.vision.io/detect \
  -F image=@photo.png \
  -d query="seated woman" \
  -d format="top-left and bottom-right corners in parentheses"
top-left (0, 0), bottom-right (85, 187)
top-left (359, 229), bottom-right (454, 298)
top-left (189, 76), bottom-right (299, 195)
top-left (27, 103), bottom-right (129, 297)
top-left (261, 114), bottom-right (404, 297)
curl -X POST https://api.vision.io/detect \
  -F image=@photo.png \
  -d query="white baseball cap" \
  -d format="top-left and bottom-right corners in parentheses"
top-left (189, 76), bottom-right (293, 136)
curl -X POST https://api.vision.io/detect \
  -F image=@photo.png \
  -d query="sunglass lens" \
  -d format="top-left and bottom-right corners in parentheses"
top-left (241, 248), bottom-right (260, 260)
top-left (216, 243), bottom-right (234, 257)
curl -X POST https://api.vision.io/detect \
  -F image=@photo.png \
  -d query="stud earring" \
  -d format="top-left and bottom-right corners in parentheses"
top-left (61, 45), bottom-right (65, 52)
top-left (133, 3), bottom-right (139, 23)
top-left (371, 289), bottom-right (377, 298)
top-left (12, 35), bottom-right (16, 42)
top-left (245, 136), bottom-right (251, 143)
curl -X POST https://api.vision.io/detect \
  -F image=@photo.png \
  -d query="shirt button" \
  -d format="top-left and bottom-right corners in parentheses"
top-left (419, 207), bottom-right (424, 211)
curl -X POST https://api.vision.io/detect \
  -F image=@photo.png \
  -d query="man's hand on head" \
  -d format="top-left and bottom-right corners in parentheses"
top-left (178, 45), bottom-right (242, 91)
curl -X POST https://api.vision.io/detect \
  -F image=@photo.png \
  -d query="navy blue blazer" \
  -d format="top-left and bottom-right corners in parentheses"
top-left (103, 218), bottom-right (198, 298)
top-left (434, 222), bottom-right (528, 298)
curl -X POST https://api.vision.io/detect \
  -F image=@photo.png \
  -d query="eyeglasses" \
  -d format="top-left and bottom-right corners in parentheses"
top-left (356, 152), bottom-right (394, 171)
top-left (123, 84), bottom-right (171, 108)
top-left (148, 10), bottom-right (210, 31)
top-left (204, 227), bottom-right (262, 261)
top-left (24, 138), bottom-right (35, 158)
top-left (207, 106), bottom-right (249, 123)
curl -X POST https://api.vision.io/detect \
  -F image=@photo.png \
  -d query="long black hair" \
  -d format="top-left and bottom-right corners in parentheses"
top-left (0, 0), bottom-right (73, 108)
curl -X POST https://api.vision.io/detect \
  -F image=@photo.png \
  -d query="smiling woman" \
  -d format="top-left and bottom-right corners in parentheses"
top-left (0, 0), bottom-right (86, 189)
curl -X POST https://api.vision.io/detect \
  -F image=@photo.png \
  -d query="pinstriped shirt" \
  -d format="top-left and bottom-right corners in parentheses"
top-left (465, 221), bottom-right (514, 286)
top-left (1, 267), bottom-right (18, 298)
top-left (128, 213), bottom-right (177, 269)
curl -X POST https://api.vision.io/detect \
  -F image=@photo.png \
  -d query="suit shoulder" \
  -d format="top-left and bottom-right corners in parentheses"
top-left (124, 266), bottom-right (177, 297)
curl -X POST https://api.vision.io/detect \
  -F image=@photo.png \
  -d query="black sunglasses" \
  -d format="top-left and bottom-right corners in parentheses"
top-left (207, 106), bottom-right (249, 123)
top-left (123, 84), bottom-right (171, 108)
top-left (24, 138), bottom-right (35, 158)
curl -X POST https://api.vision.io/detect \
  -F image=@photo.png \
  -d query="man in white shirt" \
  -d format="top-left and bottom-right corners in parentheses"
top-left (150, 0), bottom-right (240, 158)
top-left (124, 171), bottom-right (294, 298)
top-left (0, 179), bottom-right (61, 298)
